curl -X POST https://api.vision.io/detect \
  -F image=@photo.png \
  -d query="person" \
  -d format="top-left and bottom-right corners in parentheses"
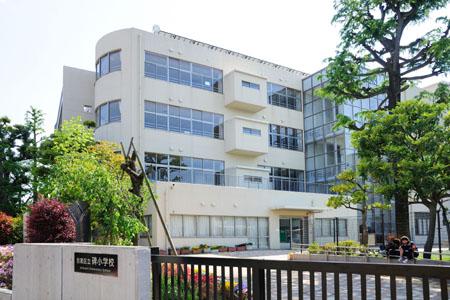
top-left (399, 236), bottom-right (418, 263)
top-left (385, 236), bottom-right (400, 259)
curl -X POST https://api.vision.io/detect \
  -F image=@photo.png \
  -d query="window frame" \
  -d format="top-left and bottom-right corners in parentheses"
top-left (96, 50), bottom-right (122, 79)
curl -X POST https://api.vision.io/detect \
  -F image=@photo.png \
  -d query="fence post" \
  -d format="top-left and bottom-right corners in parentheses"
top-left (252, 267), bottom-right (266, 299)
top-left (150, 247), bottom-right (160, 300)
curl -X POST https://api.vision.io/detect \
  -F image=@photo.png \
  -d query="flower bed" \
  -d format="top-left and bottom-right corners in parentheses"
top-left (0, 245), bottom-right (13, 290)
top-left (160, 264), bottom-right (248, 299)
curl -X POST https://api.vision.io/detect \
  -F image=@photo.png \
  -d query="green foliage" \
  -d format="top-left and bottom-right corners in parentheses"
top-left (51, 118), bottom-right (95, 156)
top-left (320, 0), bottom-right (450, 108)
top-left (25, 107), bottom-right (45, 203)
top-left (0, 117), bottom-right (33, 216)
top-left (41, 137), bottom-right (148, 245)
top-left (352, 85), bottom-right (450, 204)
top-left (307, 242), bottom-right (322, 254)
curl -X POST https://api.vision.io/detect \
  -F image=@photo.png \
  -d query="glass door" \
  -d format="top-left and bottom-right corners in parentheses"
top-left (279, 218), bottom-right (291, 249)
top-left (291, 218), bottom-right (302, 245)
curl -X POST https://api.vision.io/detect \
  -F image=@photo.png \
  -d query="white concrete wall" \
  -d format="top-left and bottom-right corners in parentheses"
top-left (56, 66), bottom-right (96, 128)
top-left (409, 202), bottom-right (450, 247)
top-left (0, 289), bottom-right (12, 300)
top-left (13, 244), bottom-right (150, 300)
top-left (140, 181), bottom-right (358, 250)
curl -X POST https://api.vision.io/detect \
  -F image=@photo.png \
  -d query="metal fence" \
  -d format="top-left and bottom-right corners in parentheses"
top-left (150, 251), bottom-right (450, 300)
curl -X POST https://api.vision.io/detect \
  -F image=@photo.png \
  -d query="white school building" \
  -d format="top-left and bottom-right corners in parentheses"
top-left (56, 27), bottom-right (448, 250)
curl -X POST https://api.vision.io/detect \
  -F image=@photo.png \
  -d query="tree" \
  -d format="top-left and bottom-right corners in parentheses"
top-left (42, 142), bottom-right (147, 245)
top-left (25, 107), bottom-right (45, 203)
top-left (0, 117), bottom-right (32, 216)
top-left (352, 84), bottom-right (450, 256)
top-left (39, 120), bottom-right (147, 245)
top-left (320, 0), bottom-right (450, 237)
top-left (328, 169), bottom-right (390, 245)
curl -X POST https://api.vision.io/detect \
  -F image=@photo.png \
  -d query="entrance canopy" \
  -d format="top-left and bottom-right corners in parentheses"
top-left (270, 206), bottom-right (327, 213)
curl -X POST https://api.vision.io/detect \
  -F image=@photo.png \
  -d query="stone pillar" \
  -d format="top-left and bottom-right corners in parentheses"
top-left (13, 243), bottom-right (151, 300)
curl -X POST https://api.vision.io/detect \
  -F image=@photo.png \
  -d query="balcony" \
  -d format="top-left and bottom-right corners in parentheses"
top-left (224, 117), bottom-right (268, 156)
top-left (223, 70), bottom-right (267, 112)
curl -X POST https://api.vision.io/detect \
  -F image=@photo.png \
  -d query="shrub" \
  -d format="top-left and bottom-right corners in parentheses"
top-left (307, 242), bottom-right (322, 254)
top-left (26, 199), bottom-right (76, 243)
top-left (0, 213), bottom-right (13, 245)
top-left (11, 216), bottom-right (23, 244)
top-left (0, 245), bottom-right (13, 289)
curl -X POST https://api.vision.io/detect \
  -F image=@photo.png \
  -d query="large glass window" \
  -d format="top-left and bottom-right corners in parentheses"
top-left (96, 50), bottom-right (121, 79)
top-left (261, 166), bottom-right (305, 192)
top-left (96, 100), bottom-right (121, 127)
top-left (269, 124), bottom-right (303, 151)
top-left (267, 82), bottom-right (301, 111)
top-left (144, 101), bottom-right (224, 139)
top-left (314, 218), bottom-right (347, 237)
top-left (144, 51), bottom-right (223, 93)
top-left (170, 215), bottom-right (269, 248)
top-left (145, 152), bottom-right (224, 186)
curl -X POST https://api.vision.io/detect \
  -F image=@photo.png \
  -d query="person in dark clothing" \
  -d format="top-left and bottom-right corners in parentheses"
top-left (399, 236), bottom-right (418, 262)
top-left (385, 236), bottom-right (401, 259)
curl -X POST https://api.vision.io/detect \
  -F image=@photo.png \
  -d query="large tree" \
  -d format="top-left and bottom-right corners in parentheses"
top-left (352, 84), bottom-right (450, 256)
top-left (321, 0), bottom-right (450, 236)
top-left (0, 117), bottom-right (32, 216)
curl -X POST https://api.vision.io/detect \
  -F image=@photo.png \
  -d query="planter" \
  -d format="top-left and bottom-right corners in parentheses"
top-left (308, 254), bottom-right (328, 261)
top-left (192, 249), bottom-right (202, 254)
top-left (202, 248), bottom-right (211, 254)
top-left (367, 257), bottom-right (386, 263)
top-left (289, 253), bottom-right (310, 261)
top-left (180, 249), bottom-right (192, 255)
top-left (328, 254), bottom-right (347, 262)
top-left (228, 247), bottom-right (237, 252)
top-left (236, 246), bottom-right (246, 251)
top-left (210, 249), bottom-right (220, 254)
top-left (347, 256), bottom-right (367, 263)
top-left (218, 247), bottom-right (228, 252)
top-left (246, 245), bottom-right (254, 250)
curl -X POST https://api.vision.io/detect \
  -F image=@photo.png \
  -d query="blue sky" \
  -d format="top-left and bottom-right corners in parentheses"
top-left (0, 0), bottom-right (448, 134)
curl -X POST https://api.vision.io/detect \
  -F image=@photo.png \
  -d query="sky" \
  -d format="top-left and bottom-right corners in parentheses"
top-left (0, 0), bottom-right (448, 134)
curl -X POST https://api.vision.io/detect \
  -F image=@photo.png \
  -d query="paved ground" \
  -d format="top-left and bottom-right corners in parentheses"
top-left (193, 250), bottom-right (447, 299)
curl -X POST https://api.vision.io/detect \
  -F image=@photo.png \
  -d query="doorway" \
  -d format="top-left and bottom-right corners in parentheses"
top-left (279, 217), bottom-right (309, 249)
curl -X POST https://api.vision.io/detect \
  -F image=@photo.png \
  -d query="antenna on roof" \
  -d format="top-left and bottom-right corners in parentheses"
top-left (153, 24), bottom-right (160, 33)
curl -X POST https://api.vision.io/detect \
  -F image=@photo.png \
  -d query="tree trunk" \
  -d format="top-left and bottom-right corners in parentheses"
top-left (361, 210), bottom-right (368, 246)
top-left (394, 193), bottom-right (410, 237)
top-left (439, 204), bottom-right (450, 247)
top-left (423, 204), bottom-right (437, 259)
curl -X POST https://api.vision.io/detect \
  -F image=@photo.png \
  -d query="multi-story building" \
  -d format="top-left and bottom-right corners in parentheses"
top-left (56, 27), bottom-right (448, 249)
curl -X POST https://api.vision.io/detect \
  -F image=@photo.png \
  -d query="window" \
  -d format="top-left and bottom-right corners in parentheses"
top-left (243, 127), bottom-right (261, 136)
top-left (267, 82), bottom-right (301, 110)
top-left (144, 101), bottom-right (224, 139)
top-left (261, 166), bottom-right (304, 192)
top-left (243, 176), bottom-right (263, 183)
top-left (96, 50), bottom-right (121, 79)
top-left (144, 51), bottom-right (223, 93)
top-left (242, 81), bottom-right (260, 90)
top-left (139, 215), bottom-right (152, 238)
top-left (315, 218), bottom-right (347, 237)
top-left (145, 152), bottom-right (224, 186)
top-left (96, 100), bottom-right (121, 127)
top-left (169, 215), bottom-right (269, 248)
top-left (415, 212), bottom-right (430, 236)
top-left (269, 124), bottom-right (303, 151)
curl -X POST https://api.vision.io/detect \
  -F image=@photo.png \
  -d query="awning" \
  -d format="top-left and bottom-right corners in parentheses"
top-left (270, 206), bottom-right (327, 213)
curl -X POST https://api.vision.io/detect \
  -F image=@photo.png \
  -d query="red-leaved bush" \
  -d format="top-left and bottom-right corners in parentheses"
top-left (26, 199), bottom-right (76, 243)
top-left (0, 213), bottom-right (13, 245)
